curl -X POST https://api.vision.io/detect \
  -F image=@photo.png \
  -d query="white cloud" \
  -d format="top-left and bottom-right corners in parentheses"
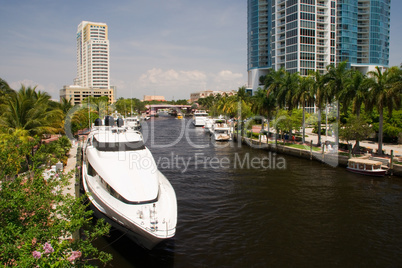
top-left (139, 68), bottom-right (207, 86)
top-left (134, 68), bottom-right (245, 99)
top-left (10, 79), bottom-right (45, 91)
top-left (215, 70), bottom-right (243, 82)
top-left (9, 79), bottom-right (59, 100)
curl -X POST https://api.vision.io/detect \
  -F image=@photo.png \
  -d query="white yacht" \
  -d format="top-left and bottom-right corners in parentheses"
top-left (211, 119), bottom-right (232, 141)
top-left (203, 117), bottom-right (214, 132)
top-left (82, 116), bottom-right (177, 249)
top-left (192, 110), bottom-right (209, 127)
top-left (125, 116), bottom-right (141, 131)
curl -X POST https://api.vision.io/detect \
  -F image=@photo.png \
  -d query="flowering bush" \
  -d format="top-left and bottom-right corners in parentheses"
top-left (31, 242), bottom-right (84, 266)
top-left (0, 135), bottom-right (112, 267)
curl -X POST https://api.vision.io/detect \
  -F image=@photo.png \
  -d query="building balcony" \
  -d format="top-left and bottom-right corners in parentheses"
top-left (278, 13), bottom-right (286, 19)
top-left (278, 21), bottom-right (286, 26)
top-left (277, 28), bottom-right (286, 34)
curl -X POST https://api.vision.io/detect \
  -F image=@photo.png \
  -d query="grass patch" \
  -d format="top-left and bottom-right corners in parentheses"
top-left (285, 143), bottom-right (321, 152)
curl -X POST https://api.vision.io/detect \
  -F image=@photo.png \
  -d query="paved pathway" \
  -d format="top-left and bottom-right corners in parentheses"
top-left (303, 128), bottom-right (402, 156)
top-left (62, 142), bottom-right (78, 197)
top-left (259, 126), bottom-right (401, 157)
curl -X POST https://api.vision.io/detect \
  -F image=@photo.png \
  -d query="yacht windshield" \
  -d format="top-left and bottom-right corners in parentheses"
top-left (93, 138), bottom-right (145, 152)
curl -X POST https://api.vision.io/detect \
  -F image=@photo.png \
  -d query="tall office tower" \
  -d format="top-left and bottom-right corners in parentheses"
top-left (247, 0), bottom-right (391, 91)
top-left (76, 21), bottom-right (110, 89)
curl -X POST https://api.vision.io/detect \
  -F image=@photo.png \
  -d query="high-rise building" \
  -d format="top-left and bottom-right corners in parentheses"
top-left (76, 21), bottom-right (110, 89)
top-left (247, 0), bottom-right (391, 91)
top-left (60, 21), bottom-right (115, 104)
top-left (337, 0), bottom-right (390, 73)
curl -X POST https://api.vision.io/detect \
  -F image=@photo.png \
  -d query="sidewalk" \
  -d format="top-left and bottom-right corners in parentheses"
top-left (62, 143), bottom-right (78, 197)
top-left (303, 128), bottom-right (402, 156)
top-left (257, 126), bottom-right (401, 157)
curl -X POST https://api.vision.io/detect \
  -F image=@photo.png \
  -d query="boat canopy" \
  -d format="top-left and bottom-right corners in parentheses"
top-left (348, 158), bottom-right (382, 166)
top-left (93, 138), bottom-right (145, 152)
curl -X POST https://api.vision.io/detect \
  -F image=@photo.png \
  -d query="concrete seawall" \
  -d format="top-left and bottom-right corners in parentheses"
top-left (235, 135), bottom-right (400, 177)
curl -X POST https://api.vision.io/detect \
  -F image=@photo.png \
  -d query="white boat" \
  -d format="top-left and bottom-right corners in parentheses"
top-left (82, 116), bottom-right (177, 249)
top-left (204, 115), bottom-right (226, 134)
top-left (346, 158), bottom-right (387, 177)
top-left (125, 116), bottom-right (141, 130)
top-left (203, 117), bottom-right (214, 132)
top-left (211, 119), bottom-right (232, 141)
top-left (192, 110), bottom-right (208, 127)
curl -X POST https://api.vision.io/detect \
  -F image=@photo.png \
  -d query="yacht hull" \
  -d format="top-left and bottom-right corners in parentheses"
top-left (81, 120), bottom-right (177, 250)
top-left (82, 168), bottom-right (176, 249)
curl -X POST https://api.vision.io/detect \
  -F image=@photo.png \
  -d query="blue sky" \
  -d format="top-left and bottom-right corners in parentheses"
top-left (0, 0), bottom-right (401, 101)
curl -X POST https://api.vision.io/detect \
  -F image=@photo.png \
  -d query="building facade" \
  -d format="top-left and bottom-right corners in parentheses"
top-left (76, 21), bottom-right (110, 89)
top-left (190, 90), bottom-right (237, 103)
top-left (61, 21), bottom-right (115, 104)
top-left (247, 0), bottom-right (391, 91)
top-left (143, 95), bottom-right (166, 102)
top-left (60, 85), bottom-right (115, 105)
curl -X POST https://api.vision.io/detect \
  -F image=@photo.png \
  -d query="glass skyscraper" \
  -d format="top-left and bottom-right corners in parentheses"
top-left (247, 0), bottom-right (391, 91)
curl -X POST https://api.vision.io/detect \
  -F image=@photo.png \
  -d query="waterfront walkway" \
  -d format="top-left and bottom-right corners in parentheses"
top-left (253, 126), bottom-right (401, 157)
top-left (303, 127), bottom-right (402, 156)
top-left (62, 142), bottom-right (78, 197)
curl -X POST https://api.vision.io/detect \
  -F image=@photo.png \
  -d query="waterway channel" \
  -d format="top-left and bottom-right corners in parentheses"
top-left (94, 116), bottom-right (402, 267)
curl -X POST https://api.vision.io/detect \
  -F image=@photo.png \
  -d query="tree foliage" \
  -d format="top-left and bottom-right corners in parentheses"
top-left (0, 85), bottom-right (63, 137)
top-left (339, 115), bottom-right (374, 151)
top-left (0, 135), bottom-right (112, 267)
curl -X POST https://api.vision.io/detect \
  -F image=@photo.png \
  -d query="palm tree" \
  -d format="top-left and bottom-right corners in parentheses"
top-left (343, 70), bottom-right (368, 118)
top-left (272, 71), bottom-right (299, 110)
top-left (60, 97), bottom-right (73, 115)
top-left (265, 68), bottom-right (286, 95)
top-left (262, 69), bottom-right (284, 136)
top-left (0, 78), bottom-right (14, 97)
top-left (293, 76), bottom-right (313, 143)
top-left (325, 61), bottom-right (350, 146)
top-left (274, 71), bottom-right (300, 138)
top-left (251, 88), bottom-right (276, 134)
top-left (0, 85), bottom-right (63, 138)
top-left (342, 70), bottom-right (369, 152)
top-left (365, 66), bottom-right (402, 155)
top-left (309, 70), bottom-right (328, 146)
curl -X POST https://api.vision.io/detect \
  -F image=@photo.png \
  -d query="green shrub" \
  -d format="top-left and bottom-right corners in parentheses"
top-left (0, 135), bottom-right (112, 267)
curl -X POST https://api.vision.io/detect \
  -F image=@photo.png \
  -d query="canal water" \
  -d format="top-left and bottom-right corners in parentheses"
top-left (94, 116), bottom-right (402, 267)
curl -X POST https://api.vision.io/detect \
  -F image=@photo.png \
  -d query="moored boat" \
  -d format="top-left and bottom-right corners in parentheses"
top-left (211, 119), bottom-right (232, 141)
top-left (125, 116), bottom-right (141, 130)
top-left (192, 110), bottom-right (208, 127)
top-left (82, 116), bottom-right (177, 249)
top-left (346, 158), bottom-right (387, 177)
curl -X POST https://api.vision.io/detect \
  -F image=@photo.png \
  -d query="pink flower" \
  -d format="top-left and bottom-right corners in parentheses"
top-left (32, 251), bottom-right (41, 259)
top-left (67, 250), bottom-right (82, 262)
top-left (43, 242), bottom-right (54, 254)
